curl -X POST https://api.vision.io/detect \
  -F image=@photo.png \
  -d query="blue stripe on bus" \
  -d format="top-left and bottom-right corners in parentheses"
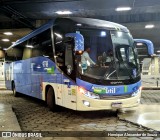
top-left (9, 56), bottom-right (76, 98)
top-left (6, 56), bottom-right (141, 98)
top-left (76, 78), bottom-right (141, 95)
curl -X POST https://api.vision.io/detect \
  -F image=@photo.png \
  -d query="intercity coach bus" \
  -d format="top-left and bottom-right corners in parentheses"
top-left (5, 17), bottom-right (141, 111)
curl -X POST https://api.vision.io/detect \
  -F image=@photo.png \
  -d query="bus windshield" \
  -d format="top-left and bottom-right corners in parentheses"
top-left (77, 28), bottom-right (140, 81)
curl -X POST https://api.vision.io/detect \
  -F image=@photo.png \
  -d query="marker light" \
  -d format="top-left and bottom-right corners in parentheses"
top-left (115, 7), bottom-right (132, 11)
top-left (83, 100), bottom-right (90, 107)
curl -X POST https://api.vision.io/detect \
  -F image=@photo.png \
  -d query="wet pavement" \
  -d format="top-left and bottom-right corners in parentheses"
top-left (0, 90), bottom-right (159, 140)
top-left (118, 104), bottom-right (160, 131)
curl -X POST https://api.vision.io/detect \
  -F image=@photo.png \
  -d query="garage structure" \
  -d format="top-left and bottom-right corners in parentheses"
top-left (0, 0), bottom-right (160, 139)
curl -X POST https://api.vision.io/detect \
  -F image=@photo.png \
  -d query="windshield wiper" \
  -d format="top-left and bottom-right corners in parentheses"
top-left (104, 58), bottom-right (118, 80)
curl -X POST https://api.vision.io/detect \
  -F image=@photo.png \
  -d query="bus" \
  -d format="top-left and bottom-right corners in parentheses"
top-left (134, 39), bottom-right (160, 87)
top-left (134, 39), bottom-right (154, 66)
top-left (134, 39), bottom-right (154, 72)
top-left (5, 17), bottom-right (141, 111)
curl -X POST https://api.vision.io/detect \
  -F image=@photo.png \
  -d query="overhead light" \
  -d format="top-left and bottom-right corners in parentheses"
top-left (26, 45), bottom-right (33, 48)
top-left (100, 31), bottom-right (106, 37)
top-left (3, 48), bottom-right (7, 51)
top-left (115, 7), bottom-right (132, 11)
top-left (157, 50), bottom-right (160, 53)
top-left (3, 32), bottom-right (13, 35)
top-left (117, 31), bottom-right (122, 37)
top-left (54, 33), bottom-right (62, 38)
top-left (76, 23), bottom-right (82, 26)
top-left (43, 55), bottom-right (49, 57)
top-left (136, 43), bottom-right (143, 46)
top-left (55, 10), bottom-right (72, 15)
top-left (145, 24), bottom-right (154, 29)
top-left (2, 39), bottom-right (10, 42)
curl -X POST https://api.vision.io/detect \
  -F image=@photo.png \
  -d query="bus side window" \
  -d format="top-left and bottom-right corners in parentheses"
top-left (6, 45), bottom-right (24, 61)
top-left (31, 29), bottom-right (54, 60)
top-left (54, 27), bottom-right (65, 67)
top-left (22, 48), bottom-right (32, 60)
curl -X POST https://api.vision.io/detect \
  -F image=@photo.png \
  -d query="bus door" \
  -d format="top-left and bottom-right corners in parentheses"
top-left (56, 71), bottom-right (63, 106)
top-left (62, 33), bottom-right (84, 110)
top-left (62, 77), bottom-right (76, 110)
top-left (54, 37), bottom-right (76, 109)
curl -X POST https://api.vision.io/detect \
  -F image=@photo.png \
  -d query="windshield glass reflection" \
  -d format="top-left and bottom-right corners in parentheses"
top-left (77, 28), bottom-right (140, 81)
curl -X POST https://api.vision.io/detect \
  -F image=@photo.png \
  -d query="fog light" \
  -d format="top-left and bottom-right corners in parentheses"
top-left (137, 98), bottom-right (140, 103)
top-left (83, 100), bottom-right (90, 107)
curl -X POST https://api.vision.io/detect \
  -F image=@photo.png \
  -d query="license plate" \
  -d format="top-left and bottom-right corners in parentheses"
top-left (111, 102), bottom-right (122, 108)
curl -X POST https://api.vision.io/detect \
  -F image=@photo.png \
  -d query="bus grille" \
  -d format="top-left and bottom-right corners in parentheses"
top-left (99, 94), bottom-right (132, 100)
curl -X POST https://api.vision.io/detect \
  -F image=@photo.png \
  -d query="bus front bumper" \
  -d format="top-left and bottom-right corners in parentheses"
top-left (77, 90), bottom-right (141, 111)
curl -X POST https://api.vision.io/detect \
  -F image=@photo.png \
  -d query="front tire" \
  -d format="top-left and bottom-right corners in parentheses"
top-left (46, 87), bottom-right (57, 111)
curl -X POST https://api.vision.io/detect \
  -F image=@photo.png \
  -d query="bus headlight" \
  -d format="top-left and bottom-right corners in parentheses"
top-left (79, 87), bottom-right (100, 99)
top-left (132, 88), bottom-right (141, 97)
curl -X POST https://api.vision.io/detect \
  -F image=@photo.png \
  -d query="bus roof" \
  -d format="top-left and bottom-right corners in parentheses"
top-left (56, 17), bottom-right (129, 32)
top-left (134, 39), bottom-right (154, 56)
top-left (8, 17), bottom-right (128, 50)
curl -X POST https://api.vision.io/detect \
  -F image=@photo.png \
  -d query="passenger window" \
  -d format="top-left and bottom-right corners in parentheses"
top-left (22, 48), bottom-right (32, 60)
top-left (6, 43), bottom-right (25, 61)
top-left (54, 27), bottom-right (65, 67)
top-left (31, 29), bottom-right (54, 60)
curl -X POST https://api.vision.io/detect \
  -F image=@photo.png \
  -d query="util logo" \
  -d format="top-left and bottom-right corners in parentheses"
top-left (106, 88), bottom-right (116, 94)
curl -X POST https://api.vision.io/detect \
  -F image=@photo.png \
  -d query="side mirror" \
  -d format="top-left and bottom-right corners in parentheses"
top-left (65, 33), bottom-right (84, 52)
top-left (64, 36), bottom-right (73, 43)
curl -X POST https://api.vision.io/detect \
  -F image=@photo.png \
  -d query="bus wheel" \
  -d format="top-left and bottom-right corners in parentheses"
top-left (47, 87), bottom-right (57, 111)
top-left (12, 83), bottom-right (19, 97)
